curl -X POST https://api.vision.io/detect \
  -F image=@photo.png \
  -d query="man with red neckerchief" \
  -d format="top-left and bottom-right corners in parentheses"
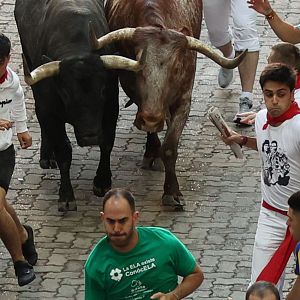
top-left (0, 33), bottom-right (37, 287)
top-left (222, 63), bottom-right (300, 298)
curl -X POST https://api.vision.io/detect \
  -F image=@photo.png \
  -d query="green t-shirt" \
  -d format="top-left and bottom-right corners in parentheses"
top-left (85, 226), bottom-right (196, 300)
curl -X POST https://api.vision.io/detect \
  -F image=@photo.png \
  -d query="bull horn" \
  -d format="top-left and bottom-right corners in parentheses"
top-left (100, 55), bottom-right (142, 72)
top-left (185, 36), bottom-right (247, 69)
top-left (89, 23), bottom-right (136, 50)
top-left (22, 54), bottom-right (60, 85)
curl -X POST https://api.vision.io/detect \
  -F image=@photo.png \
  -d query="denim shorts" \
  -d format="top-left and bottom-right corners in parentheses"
top-left (0, 144), bottom-right (15, 192)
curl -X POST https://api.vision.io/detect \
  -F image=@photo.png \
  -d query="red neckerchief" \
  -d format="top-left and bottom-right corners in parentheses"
top-left (296, 74), bottom-right (300, 89)
top-left (0, 69), bottom-right (8, 84)
top-left (263, 101), bottom-right (300, 130)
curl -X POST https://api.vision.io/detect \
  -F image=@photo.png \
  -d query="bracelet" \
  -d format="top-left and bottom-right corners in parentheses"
top-left (265, 9), bottom-right (275, 20)
top-left (172, 292), bottom-right (180, 300)
top-left (240, 136), bottom-right (248, 146)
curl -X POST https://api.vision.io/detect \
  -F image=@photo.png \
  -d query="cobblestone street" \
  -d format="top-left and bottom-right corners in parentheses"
top-left (0, 1), bottom-right (299, 299)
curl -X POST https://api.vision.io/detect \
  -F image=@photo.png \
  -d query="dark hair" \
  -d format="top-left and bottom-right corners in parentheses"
top-left (259, 63), bottom-right (296, 91)
top-left (262, 140), bottom-right (270, 153)
top-left (288, 191), bottom-right (300, 213)
top-left (0, 33), bottom-right (11, 61)
top-left (270, 43), bottom-right (300, 73)
top-left (246, 281), bottom-right (280, 300)
top-left (102, 188), bottom-right (136, 212)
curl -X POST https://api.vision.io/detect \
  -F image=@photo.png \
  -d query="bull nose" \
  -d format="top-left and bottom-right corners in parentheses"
top-left (134, 111), bottom-right (165, 132)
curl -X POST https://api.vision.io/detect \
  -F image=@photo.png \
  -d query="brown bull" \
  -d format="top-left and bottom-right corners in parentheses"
top-left (90, 0), bottom-right (246, 207)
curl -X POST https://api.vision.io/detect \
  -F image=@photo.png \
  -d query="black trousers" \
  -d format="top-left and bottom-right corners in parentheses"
top-left (0, 144), bottom-right (15, 192)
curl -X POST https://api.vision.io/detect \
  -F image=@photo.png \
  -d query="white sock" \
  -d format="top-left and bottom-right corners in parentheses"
top-left (240, 92), bottom-right (253, 101)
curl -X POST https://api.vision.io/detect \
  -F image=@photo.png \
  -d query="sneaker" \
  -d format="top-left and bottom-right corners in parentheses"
top-left (14, 260), bottom-right (36, 286)
top-left (218, 67), bottom-right (234, 88)
top-left (233, 97), bottom-right (253, 125)
top-left (22, 225), bottom-right (38, 266)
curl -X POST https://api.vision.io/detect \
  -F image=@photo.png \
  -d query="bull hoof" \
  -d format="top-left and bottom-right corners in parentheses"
top-left (93, 184), bottom-right (111, 197)
top-left (142, 157), bottom-right (164, 171)
top-left (58, 200), bottom-right (77, 212)
top-left (162, 194), bottom-right (185, 208)
top-left (39, 159), bottom-right (57, 169)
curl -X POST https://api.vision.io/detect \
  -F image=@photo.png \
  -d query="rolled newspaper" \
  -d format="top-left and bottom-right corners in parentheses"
top-left (208, 106), bottom-right (243, 159)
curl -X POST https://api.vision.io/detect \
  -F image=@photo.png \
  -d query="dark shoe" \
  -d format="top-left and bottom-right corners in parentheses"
top-left (14, 260), bottom-right (36, 286)
top-left (22, 225), bottom-right (38, 266)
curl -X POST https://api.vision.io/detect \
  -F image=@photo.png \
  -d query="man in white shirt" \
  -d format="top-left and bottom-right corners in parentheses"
top-left (222, 63), bottom-right (300, 298)
top-left (0, 33), bottom-right (37, 286)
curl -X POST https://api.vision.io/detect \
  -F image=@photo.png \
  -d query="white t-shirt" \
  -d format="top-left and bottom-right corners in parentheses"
top-left (255, 109), bottom-right (300, 211)
top-left (0, 66), bottom-right (28, 151)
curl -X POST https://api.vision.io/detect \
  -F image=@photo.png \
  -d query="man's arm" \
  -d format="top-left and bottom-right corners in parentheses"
top-left (286, 276), bottom-right (300, 300)
top-left (85, 270), bottom-right (106, 300)
top-left (150, 265), bottom-right (204, 300)
top-left (221, 132), bottom-right (258, 151)
top-left (247, 0), bottom-right (300, 44)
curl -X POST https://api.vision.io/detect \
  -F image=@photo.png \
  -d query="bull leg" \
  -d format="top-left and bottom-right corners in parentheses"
top-left (142, 133), bottom-right (164, 171)
top-left (39, 128), bottom-right (57, 169)
top-left (52, 133), bottom-right (76, 212)
top-left (160, 100), bottom-right (191, 208)
top-left (93, 80), bottom-right (119, 197)
top-left (39, 121), bottom-right (76, 212)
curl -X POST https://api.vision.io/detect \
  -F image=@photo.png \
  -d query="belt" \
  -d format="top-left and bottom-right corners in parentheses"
top-left (262, 200), bottom-right (287, 216)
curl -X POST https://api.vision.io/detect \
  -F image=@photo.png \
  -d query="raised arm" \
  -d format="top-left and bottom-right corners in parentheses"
top-left (247, 0), bottom-right (300, 44)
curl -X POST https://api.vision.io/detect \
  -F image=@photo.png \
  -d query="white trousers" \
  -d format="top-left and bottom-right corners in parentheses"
top-left (250, 206), bottom-right (288, 299)
top-left (203, 0), bottom-right (260, 52)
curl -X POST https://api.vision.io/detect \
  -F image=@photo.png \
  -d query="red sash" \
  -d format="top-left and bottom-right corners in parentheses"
top-left (257, 201), bottom-right (297, 284)
top-left (263, 101), bottom-right (300, 130)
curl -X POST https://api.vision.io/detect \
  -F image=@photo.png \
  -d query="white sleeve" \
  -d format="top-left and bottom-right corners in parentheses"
top-left (10, 74), bottom-right (28, 133)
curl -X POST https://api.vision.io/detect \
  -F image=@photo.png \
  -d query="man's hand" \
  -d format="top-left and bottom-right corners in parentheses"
top-left (236, 111), bottom-right (256, 125)
top-left (0, 119), bottom-right (13, 130)
top-left (17, 131), bottom-right (32, 149)
top-left (247, 0), bottom-right (273, 15)
top-left (150, 292), bottom-right (177, 300)
top-left (220, 130), bottom-right (243, 146)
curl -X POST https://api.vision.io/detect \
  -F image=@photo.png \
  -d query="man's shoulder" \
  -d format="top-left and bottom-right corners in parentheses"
top-left (138, 226), bottom-right (179, 244)
top-left (85, 236), bottom-right (109, 267)
top-left (138, 226), bottom-right (174, 237)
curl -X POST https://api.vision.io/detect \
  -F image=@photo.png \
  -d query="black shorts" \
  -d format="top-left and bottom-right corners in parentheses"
top-left (0, 144), bottom-right (15, 192)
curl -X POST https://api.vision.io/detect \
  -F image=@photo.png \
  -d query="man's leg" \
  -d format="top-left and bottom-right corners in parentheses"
top-left (0, 145), bottom-right (36, 286)
top-left (4, 199), bottom-right (38, 266)
top-left (232, 0), bottom-right (259, 117)
top-left (250, 207), bottom-right (287, 299)
top-left (0, 188), bottom-right (24, 262)
top-left (203, 0), bottom-right (235, 88)
top-left (4, 199), bottom-right (28, 244)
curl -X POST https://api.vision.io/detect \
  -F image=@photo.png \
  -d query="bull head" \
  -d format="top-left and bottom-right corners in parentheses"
top-left (90, 27), bottom-right (247, 69)
top-left (22, 25), bottom-right (144, 86)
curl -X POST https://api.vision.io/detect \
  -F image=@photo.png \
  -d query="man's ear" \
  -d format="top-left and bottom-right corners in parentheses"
top-left (133, 211), bottom-right (139, 223)
top-left (100, 212), bottom-right (104, 221)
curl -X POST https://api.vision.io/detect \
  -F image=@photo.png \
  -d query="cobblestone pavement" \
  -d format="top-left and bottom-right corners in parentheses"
top-left (0, 1), bottom-right (299, 299)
